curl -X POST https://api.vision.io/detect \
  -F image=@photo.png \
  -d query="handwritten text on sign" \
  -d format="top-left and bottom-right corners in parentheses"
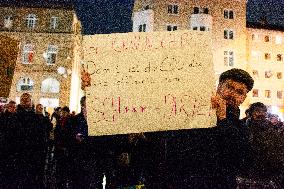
top-left (83, 31), bottom-right (216, 136)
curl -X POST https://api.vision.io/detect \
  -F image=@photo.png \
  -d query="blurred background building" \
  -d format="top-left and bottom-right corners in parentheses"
top-left (0, 0), bottom-right (82, 113)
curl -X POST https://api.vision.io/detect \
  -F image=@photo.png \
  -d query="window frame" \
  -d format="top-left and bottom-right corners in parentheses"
top-left (167, 4), bottom-right (179, 14)
top-left (22, 43), bottom-right (34, 64)
top-left (26, 14), bottom-right (37, 29)
top-left (50, 16), bottom-right (58, 30)
top-left (224, 50), bottom-right (234, 67)
top-left (224, 29), bottom-right (234, 40)
top-left (46, 45), bottom-right (58, 65)
top-left (224, 9), bottom-right (234, 19)
top-left (4, 15), bottom-right (13, 28)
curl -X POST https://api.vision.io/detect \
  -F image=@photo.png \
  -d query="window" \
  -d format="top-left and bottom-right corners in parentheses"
top-left (252, 89), bottom-right (259, 97)
top-left (22, 43), bottom-right (34, 64)
top-left (265, 70), bottom-right (273, 78)
top-left (50, 16), bottom-right (58, 30)
top-left (143, 4), bottom-right (150, 10)
top-left (277, 91), bottom-right (283, 99)
top-left (168, 4), bottom-right (179, 14)
top-left (192, 26), bottom-right (198, 30)
top-left (45, 45), bottom-right (58, 65)
top-left (167, 25), bottom-right (177, 31)
top-left (193, 7), bottom-right (209, 14)
top-left (193, 7), bottom-right (199, 14)
top-left (251, 50), bottom-right (260, 60)
top-left (17, 77), bottom-right (34, 92)
top-left (265, 90), bottom-right (271, 98)
top-left (252, 33), bottom-right (260, 41)
top-left (26, 14), bottom-right (37, 28)
top-left (4, 15), bottom-right (13, 28)
top-left (224, 50), bottom-right (234, 67)
top-left (138, 24), bottom-right (146, 32)
top-left (277, 72), bottom-right (282, 79)
top-left (41, 78), bottom-right (60, 93)
top-left (224, 9), bottom-right (234, 19)
top-left (224, 29), bottom-right (234, 39)
top-left (203, 8), bottom-right (209, 14)
top-left (252, 70), bottom-right (259, 78)
top-left (264, 53), bottom-right (271, 60)
top-left (275, 35), bottom-right (282, 44)
top-left (40, 98), bottom-right (59, 108)
top-left (264, 35), bottom-right (270, 42)
top-left (277, 54), bottom-right (283, 61)
top-left (200, 26), bottom-right (206, 31)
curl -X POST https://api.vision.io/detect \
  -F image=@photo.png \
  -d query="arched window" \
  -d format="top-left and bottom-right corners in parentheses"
top-left (17, 77), bottom-right (34, 91)
top-left (41, 78), bottom-right (60, 93)
top-left (22, 43), bottom-right (34, 64)
top-left (26, 14), bottom-right (37, 28)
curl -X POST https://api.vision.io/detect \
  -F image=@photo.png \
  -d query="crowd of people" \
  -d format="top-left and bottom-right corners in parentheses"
top-left (0, 68), bottom-right (284, 189)
top-left (0, 93), bottom-right (88, 188)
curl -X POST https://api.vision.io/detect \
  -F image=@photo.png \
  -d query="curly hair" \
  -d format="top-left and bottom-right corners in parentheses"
top-left (219, 68), bottom-right (254, 91)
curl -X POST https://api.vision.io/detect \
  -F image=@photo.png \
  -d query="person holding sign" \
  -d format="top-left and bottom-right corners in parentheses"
top-left (142, 68), bottom-right (254, 189)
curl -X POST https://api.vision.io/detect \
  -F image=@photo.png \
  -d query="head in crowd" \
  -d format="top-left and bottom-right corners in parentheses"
top-left (60, 106), bottom-right (70, 117)
top-left (20, 93), bottom-right (32, 110)
top-left (218, 68), bottom-right (254, 108)
top-left (35, 104), bottom-right (44, 115)
top-left (6, 100), bottom-right (16, 113)
top-left (268, 113), bottom-right (281, 126)
top-left (248, 102), bottom-right (267, 121)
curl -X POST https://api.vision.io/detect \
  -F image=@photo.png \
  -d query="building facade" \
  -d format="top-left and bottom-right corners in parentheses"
top-left (0, 0), bottom-right (82, 113)
top-left (246, 23), bottom-right (284, 116)
top-left (132, 0), bottom-right (284, 117)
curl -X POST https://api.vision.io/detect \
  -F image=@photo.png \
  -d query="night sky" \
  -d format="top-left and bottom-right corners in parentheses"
top-left (74, 0), bottom-right (284, 35)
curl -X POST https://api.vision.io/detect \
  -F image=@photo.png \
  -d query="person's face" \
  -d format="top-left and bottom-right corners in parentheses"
top-left (270, 117), bottom-right (280, 125)
top-left (7, 103), bottom-right (16, 113)
top-left (20, 93), bottom-right (32, 108)
top-left (217, 79), bottom-right (248, 108)
top-left (36, 104), bottom-right (43, 114)
top-left (251, 108), bottom-right (267, 121)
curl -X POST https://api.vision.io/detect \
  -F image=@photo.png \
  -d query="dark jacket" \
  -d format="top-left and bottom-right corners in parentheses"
top-left (143, 106), bottom-right (251, 189)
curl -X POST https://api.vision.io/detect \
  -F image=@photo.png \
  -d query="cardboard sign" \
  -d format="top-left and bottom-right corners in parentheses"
top-left (83, 30), bottom-right (216, 136)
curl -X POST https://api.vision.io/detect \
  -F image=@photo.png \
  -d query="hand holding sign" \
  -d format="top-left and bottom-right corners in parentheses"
top-left (81, 70), bottom-right (91, 90)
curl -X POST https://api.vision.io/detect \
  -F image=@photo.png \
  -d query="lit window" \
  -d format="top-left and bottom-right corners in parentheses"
top-left (4, 15), bottom-right (13, 28)
top-left (275, 35), bottom-right (282, 44)
top-left (45, 45), bottom-right (58, 65)
top-left (264, 35), bottom-right (270, 42)
top-left (50, 16), bottom-right (58, 30)
top-left (40, 98), bottom-right (59, 108)
top-left (224, 29), bottom-right (234, 39)
top-left (167, 25), bottom-right (177, 31)
top-left (277, 54), bottom-right (283, 61)
top-left (22, 43), bottom-right (34, 64)
top-left (265, 70), bottom-right (273, 78)
top-left (26, 14), bottom-right (37, 28)
top-left (277, 91), bottom-right (283, 99)
top-left (264, 53), bottom-right (271, 60)
top-left (224, 50), bottom-right (234, 67)
top-left (224, 9), bottom-right (234, 19)
top-left (138, 24), bottom-right (146, 32)
top-left (252, 89), bottom-right (259, 97)
top-left (252, 70), bottom-right (259, 78)
top-left (41, 78), bottom-right (60, 93)
top-left (168, 4), bottom-right (179, 14)
top-left (277, 72), bottom-right (282, 79)
top-left (265, 90), bottom-right (271, 98)
top-left (17, 77), bottom-right (34, 92)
